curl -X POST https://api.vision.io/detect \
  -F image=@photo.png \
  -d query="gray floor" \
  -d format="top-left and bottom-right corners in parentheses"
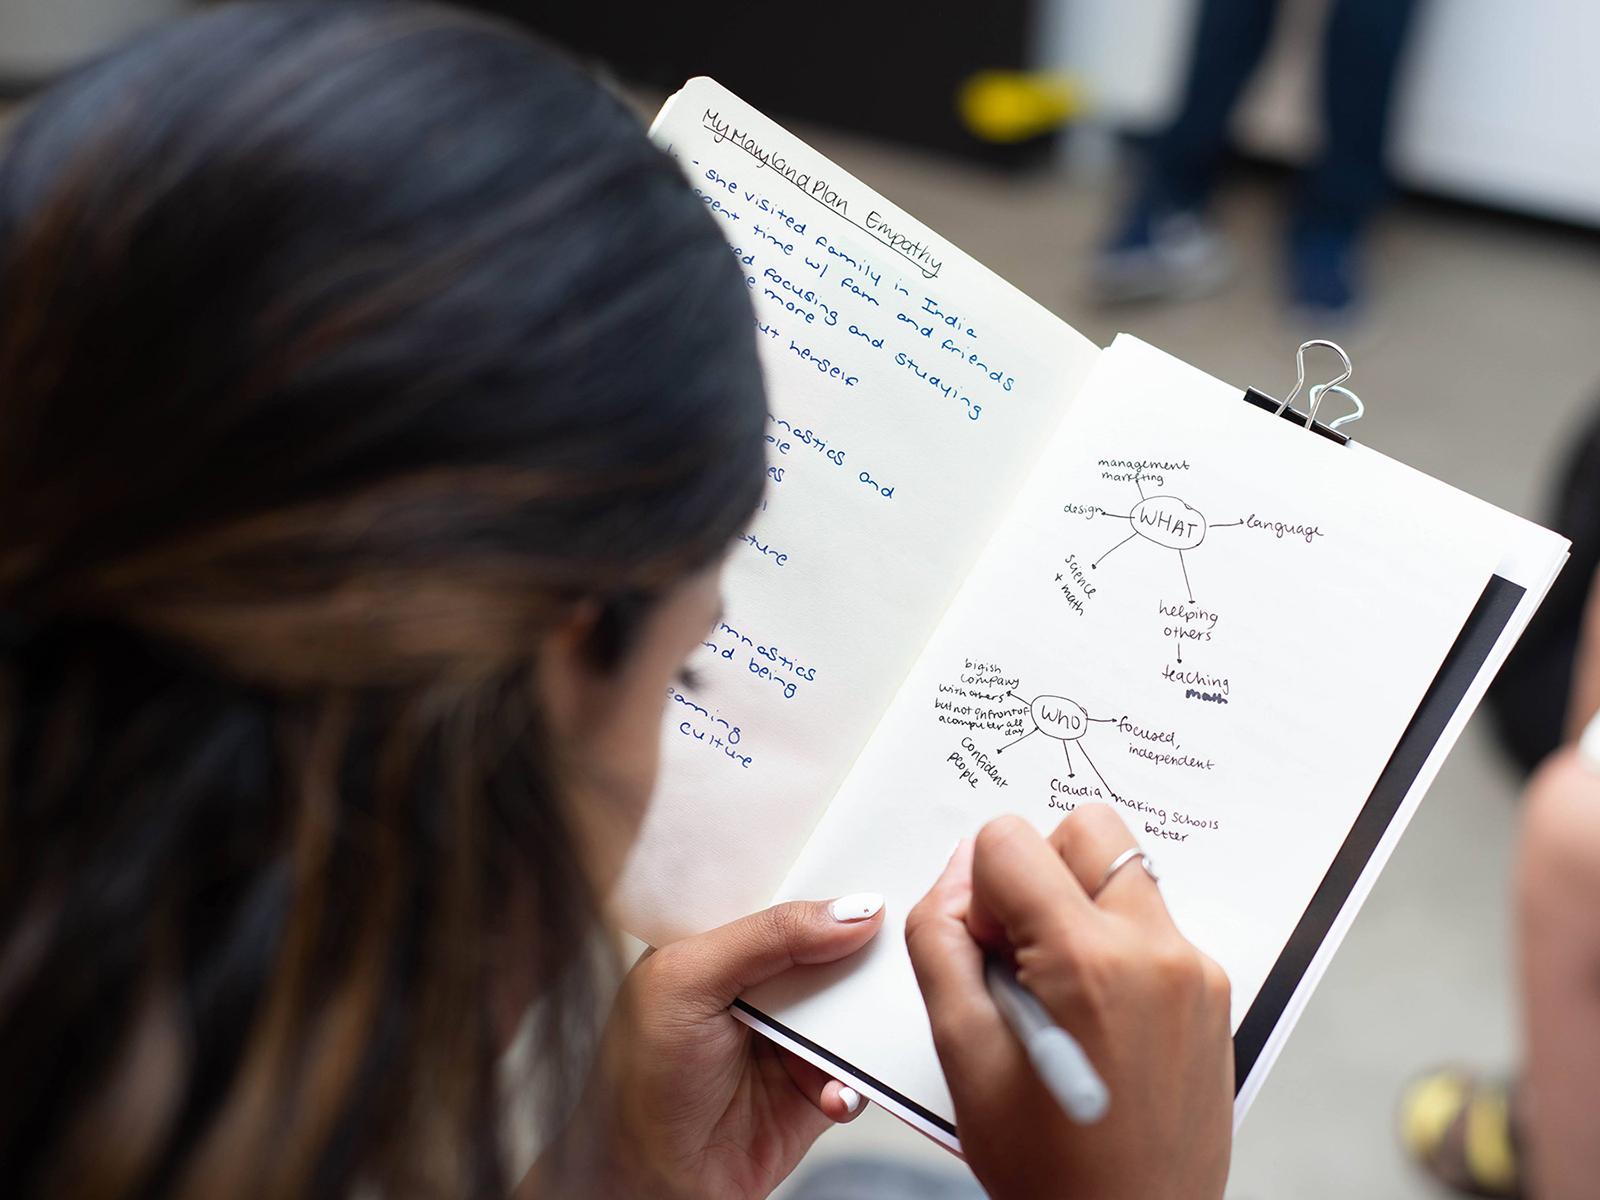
top-left (763, 121), bottom-right (1600, 1199)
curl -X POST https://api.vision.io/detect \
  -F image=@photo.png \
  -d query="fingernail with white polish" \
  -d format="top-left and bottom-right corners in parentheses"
top-left (830, 892), bottom-right (884, 922)
top-left (838, 1085), bottom-right (862, 1114)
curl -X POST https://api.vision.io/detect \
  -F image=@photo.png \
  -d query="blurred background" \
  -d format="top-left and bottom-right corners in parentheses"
top-left (4, 1), bottom-right (1597, 1196)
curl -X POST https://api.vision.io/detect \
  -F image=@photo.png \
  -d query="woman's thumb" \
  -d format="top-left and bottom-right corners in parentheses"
top-left (657, 894), bottom-right (885, 1014)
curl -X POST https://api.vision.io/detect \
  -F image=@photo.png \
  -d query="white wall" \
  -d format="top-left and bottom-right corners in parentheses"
top-left (1040, 0), bottom-right (1600, 227)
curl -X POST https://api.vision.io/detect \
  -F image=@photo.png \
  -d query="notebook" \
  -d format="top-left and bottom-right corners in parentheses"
top-left (615, 76), bottom-right (1570, 1151)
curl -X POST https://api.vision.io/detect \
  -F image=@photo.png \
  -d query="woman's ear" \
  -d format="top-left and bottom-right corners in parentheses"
top-left (538, 598), bottom-right (609, 742)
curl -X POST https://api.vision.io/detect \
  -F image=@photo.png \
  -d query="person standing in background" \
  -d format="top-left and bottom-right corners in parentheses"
top-left (1093, 0), bottom-right (1422, 315)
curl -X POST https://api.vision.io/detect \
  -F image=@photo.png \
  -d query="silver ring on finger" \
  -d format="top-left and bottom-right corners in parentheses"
top-left (1092, 846), bottom-right (1159, 900)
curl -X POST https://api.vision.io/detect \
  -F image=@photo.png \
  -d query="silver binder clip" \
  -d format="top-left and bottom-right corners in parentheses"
top-left (1241, 339), bottom-right (1362, 446)
top-left (1308, 382), bottom-right (1364, 434)
top-left (1275, 339), bottom-right (1352, 419)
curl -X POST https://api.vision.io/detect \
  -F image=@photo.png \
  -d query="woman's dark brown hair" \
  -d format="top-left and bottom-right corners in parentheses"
top-left (0, 4), bottom-right (765, 1196)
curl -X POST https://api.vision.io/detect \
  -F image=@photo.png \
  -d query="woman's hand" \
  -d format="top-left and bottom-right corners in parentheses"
top-left (907, 807), bottom-right (1233, 1200)
top-left (573, 896), bottom-right (884, 1199)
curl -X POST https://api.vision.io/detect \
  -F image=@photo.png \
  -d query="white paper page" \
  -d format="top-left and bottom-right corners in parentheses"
top-left (616, 79), bottom-right (1100, 943)
top-left (745, 335), bottom-right (1507, 1139)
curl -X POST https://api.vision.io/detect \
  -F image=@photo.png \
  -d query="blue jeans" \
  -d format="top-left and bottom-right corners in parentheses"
top-left (1143, 0), bottom-right (1422, 236)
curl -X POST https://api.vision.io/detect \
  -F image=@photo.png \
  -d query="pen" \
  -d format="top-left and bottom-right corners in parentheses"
top-left (985, 958), bottom-right (1109, 1124)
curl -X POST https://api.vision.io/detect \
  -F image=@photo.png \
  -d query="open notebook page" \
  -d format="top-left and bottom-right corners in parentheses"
top-left (615, 78), bottom-right (1100, 943)
top-left (746, 335), bottom-right (1507, 1141)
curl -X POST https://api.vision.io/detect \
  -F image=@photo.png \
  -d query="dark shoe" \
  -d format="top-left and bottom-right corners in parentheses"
top-left (1288, 225), bottom-right (1360, 315)
top-left (1091, 202), bottom-right (1232, 304)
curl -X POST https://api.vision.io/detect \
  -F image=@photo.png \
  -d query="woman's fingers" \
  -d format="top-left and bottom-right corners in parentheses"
top-left (1048, 804), bottom-right (1169, 925)
top-left (965, 814), bottom-right (1093, 950)
top-left (649, 894), bottom-right (885, 1018)
top-left (819, 1078), bottom-right (866, 1122)
top-left (906, 839), bottom-right (983, 1019)
top-left (911, 812), bottom-right (1235, 1200)
top-left (776, 1049), bottom-right (866, 1122)
top-left (906, 839), bottom-right (1026, 1101)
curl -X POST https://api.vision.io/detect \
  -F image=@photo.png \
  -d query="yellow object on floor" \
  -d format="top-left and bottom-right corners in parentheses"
top-left (1399, 1069), bottom-right (1520, 1198)
top-left (956, 70), bottom-right (1087, 143)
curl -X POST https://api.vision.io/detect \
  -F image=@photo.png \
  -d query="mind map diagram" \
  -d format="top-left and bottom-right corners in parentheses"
top-left (936, 660), bottom-right (1217, 830)
top-left (996, 687), bottom-right (1126, 801)
top-left (929, 457), bottom-right (1318, 840)
top-left (1057, 457), bottom-right (1325, 692)
top-left (1084, 472), bottom-right (1241, 606)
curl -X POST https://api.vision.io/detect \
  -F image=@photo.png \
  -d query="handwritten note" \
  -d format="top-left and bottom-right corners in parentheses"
top-left (747, 336), bottom-right (1503, 1130)
top-left (615, 78), bottom-right (1101, 942)
top-left (615, 79), bottom-right (1571, 1156)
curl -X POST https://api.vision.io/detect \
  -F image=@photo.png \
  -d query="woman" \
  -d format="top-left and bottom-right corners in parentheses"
top-left (0, 5), bottom-right (1232, 1197)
